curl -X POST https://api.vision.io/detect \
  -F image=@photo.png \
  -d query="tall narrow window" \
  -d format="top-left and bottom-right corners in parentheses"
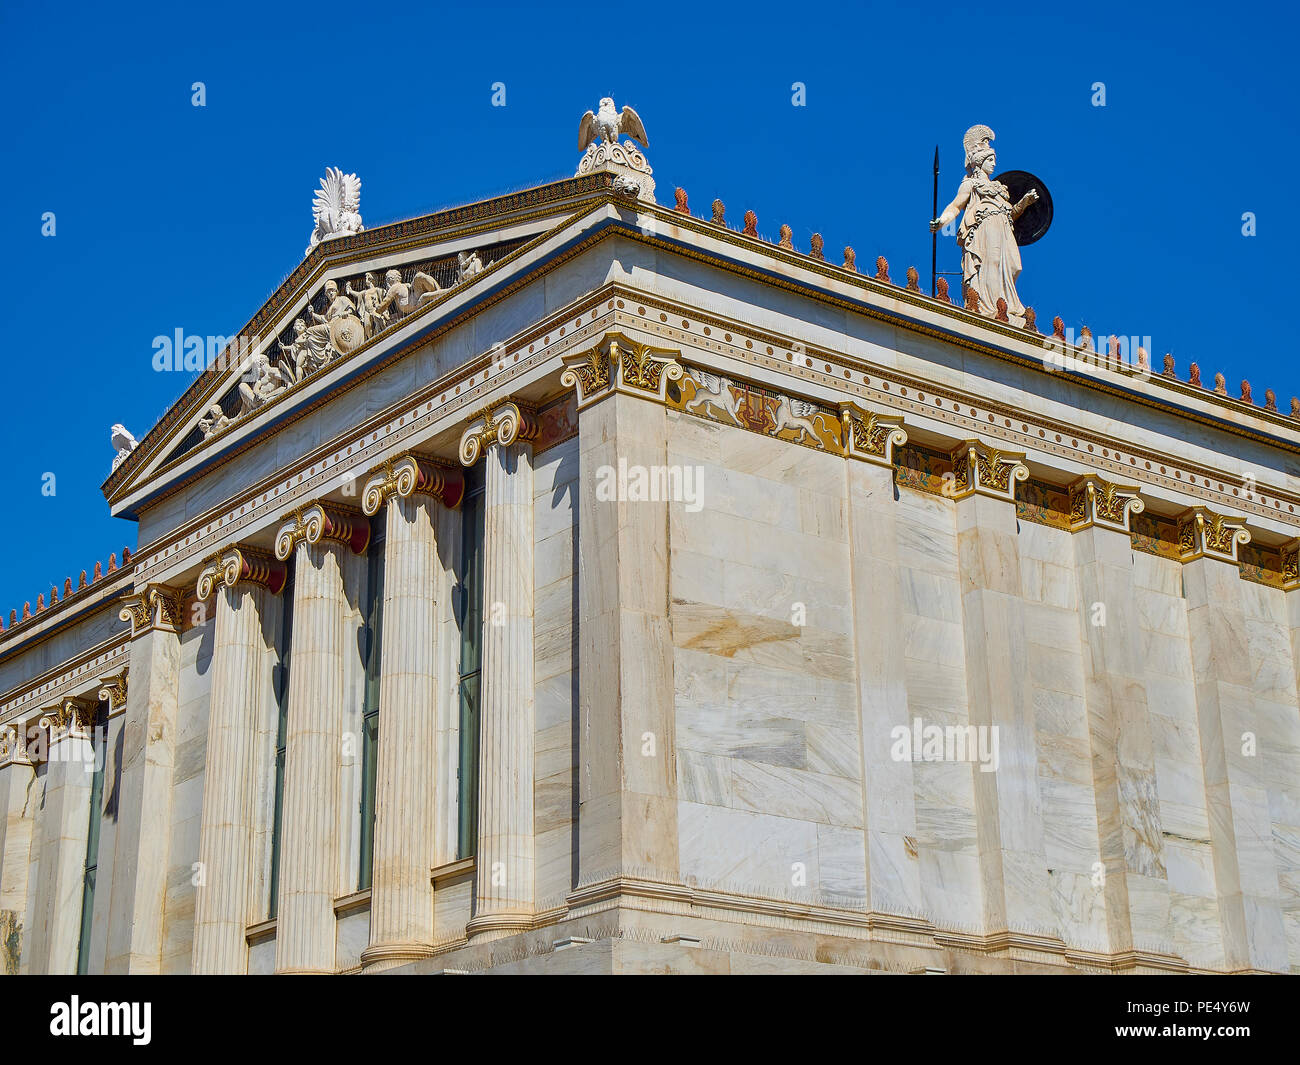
top-left (357, 514), bottom-right (386, 890)
top-left (456, 465), bottom-right (486, 860)
top-left (75, 701), bottom-right (108, 975)
top-left (268, 560), bottom-right (295, 919)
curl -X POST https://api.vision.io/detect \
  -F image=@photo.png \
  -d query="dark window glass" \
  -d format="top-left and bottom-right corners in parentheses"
top-left (268, 559), bottom-right (295, 919)
top-left (75, 702), bottom-right (109, 974)
top-left (456, 466), bottom-right (486, 859)
top-left (358, 514), bottom-right (385, 889)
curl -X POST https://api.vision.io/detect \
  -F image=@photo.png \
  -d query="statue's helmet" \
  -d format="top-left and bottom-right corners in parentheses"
top-left (963, 124), bottom-right (995, 171)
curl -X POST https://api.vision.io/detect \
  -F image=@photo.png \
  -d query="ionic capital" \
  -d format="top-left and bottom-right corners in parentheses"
top-left (560, 331), bottom-right (683, 409)
top-left (839, 403), bottom-right (907, 467)
top-left (459, 399), bottom-right (540, 466)
top-left (1068, 475), bottom-right (1145, 533)
top-left (197, 545), bottom-right (287, 600)
top-left (362, 454), bottom-right (465, 515)
top-left (1282, 540), bottom-right (1300, 591)
top-left (0, 722), bottom-right (31, 766)
top-left (119, 584), bottom-right (183, 637)
top-left (275, 502), bottom-right (371, 561)
top-left (1176, 506), bottom-right (1251, 564)
top-left (948, 439), bottom-right (1029, 502)
top-left (97, 669), bottom-right (129, 717)
top-left (38, 696), bottom-right (97, 743)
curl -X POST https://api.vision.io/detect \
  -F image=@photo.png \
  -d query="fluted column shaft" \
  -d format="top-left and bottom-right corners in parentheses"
top-left (470, 440), bottom-right (535, 936)
top-left (275, 542), bottom-right (348, 973)
top-left (365, 494), bottom-right (440, 966)
top-left (193, 583), bottom-right (276, 974)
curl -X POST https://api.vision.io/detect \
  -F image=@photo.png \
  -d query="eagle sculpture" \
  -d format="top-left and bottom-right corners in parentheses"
top-left (578, 98), bottom-right (648, 151)
top-left (111, 423), bottom-right (138, 470)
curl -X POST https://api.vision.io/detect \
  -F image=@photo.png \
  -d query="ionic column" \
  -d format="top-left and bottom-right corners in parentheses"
top-left (1180, 507), bottom-right (1286, 971)
top-left (359, 456), bottom-right (464, 969)
top-left (841, 405), bottom-right (922, 914)
top-left (0, 720), bottom-right (37, 975)
top-left (273, 503), bottom-right (369, 974)
top-left (1069, 477), bottom-right (1175, 962)
top-left (104, 584), bottom-right (182, 974)
top-left (562, 335), bottom-right (681, 890)
top-left (949, 441), bottom-right (1057, 941)
top-left (191, 546), bottom-right (286, 974)
top-left (461, 402), bottom-right (537, 939)
top-left (30, 698), bottom-right (97, 974)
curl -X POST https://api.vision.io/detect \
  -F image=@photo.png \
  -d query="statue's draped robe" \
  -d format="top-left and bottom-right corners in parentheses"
top-left (958, 176), bottom-right (1025, 324)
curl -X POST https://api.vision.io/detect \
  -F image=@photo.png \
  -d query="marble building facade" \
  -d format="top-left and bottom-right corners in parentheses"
top-left (2, 133), bottom-right (1299, 975)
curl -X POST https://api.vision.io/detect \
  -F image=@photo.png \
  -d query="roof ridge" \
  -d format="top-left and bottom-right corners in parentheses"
top-left (670, 186), bottom-right (1299, 424)
top-left (0, 546), bottom-right (134, 640)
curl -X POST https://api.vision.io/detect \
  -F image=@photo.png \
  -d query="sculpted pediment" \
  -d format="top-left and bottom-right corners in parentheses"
top-left (103, 172), bottom-right (629, 519)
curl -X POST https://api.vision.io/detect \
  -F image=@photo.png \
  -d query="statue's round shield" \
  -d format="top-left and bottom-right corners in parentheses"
top-left (995, 170), bottom-right (1053, 246)
top-left (329, 315), bottom-right (365, 354)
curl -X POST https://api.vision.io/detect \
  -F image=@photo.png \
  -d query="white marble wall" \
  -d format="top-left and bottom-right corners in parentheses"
top-left (660, 409), bottom-right (1298, 971)
top-left (668, 412), bottom-right (863, 904)
top-left (1241, 579), bottom-right (1300, 967)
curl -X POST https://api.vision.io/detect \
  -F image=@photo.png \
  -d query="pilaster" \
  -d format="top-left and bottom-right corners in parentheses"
top-left (1179, 507), bottom-right (1286, 971)
top-left (29, 698), bottom-right (97, 974)
top-left (950, 441), bottom-right (1058, 943)
top-left (841, 405), bottom-right (922, 914)
top-left (1069, 476), bottom-right (1176, 963)
top-left (564, 333), bottom-right (682, 895)
top-left (104, 584), bottom-right (182, 974)
top-left (0, 720), bottom-right (37, 974)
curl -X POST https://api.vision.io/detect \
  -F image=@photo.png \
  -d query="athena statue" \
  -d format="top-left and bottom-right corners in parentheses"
top-left (930, 125), bottom-right (1038, 326)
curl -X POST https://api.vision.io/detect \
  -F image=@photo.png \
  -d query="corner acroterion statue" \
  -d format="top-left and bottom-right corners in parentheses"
top-left (306, 167), bottom-right (364, 257)
top-left (930, 125), bottom-right (1039, 326)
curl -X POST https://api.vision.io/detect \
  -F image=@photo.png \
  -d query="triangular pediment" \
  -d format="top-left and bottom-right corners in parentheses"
top-left (103, 171), bottom-right (630, 519)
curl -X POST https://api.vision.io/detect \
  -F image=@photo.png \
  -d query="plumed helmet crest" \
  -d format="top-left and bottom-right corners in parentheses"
top-left (963, 124), bottom-right (995, 169)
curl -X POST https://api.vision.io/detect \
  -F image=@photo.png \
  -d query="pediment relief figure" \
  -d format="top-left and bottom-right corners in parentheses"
top-left (155, 239), bottom-right (515, 468)
top-left (376, 268), bottom-right (442, 319)
top-left (238, 352), bottom-right (289, 415)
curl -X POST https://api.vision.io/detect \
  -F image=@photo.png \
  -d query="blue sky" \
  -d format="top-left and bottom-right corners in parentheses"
top-left (0, 0), bottom-right (1293, 614)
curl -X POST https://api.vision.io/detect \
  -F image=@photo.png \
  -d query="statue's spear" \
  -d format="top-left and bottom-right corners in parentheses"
top-left (931, 145), bottom-right (939, 297)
